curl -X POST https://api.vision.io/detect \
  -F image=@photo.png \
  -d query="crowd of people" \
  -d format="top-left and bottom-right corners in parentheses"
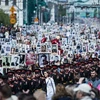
top-left (0, 57), bottom-right (100, 100)
top-left (0, 22), bottom-right (100, 100)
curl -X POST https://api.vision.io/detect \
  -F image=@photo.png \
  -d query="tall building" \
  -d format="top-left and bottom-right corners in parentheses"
top-left (0, 0), bottom-right (23, 26)
top-left (67, 0), bottom-right (100, 22)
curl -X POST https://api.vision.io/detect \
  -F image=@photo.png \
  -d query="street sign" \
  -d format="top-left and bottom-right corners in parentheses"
top-left (10, 18), bottom-right (16, 24)
top-left (10, 6), bottom-right (16, 12)
top-left (10, 13), bottom-right (16, 18)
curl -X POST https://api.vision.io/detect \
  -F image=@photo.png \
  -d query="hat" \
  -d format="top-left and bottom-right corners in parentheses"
top-left (93, 58), bottom-right (99, 61)
top-left (60, 65), bottom-right (64, 69)
top-left (65, 63), bottom-right (70, 67)
top-left (0, 74), bottom-right (3, 79)
top-left (46, 65), bottom-right (51, 70)
top-left (74, 84), bottom-right (91, 94)
top-left (27, 70), bottom-right (32, 75)
top-left (21, 69), bottom-right (26, 74)
top-left (52, 65), bottom-right (57, 70)
top-left (6, 72), bottom-right (14, 77)
top-left (16, 69), bottom-right (21, 74)
top-left (34, 69), bottom-right (41, 74)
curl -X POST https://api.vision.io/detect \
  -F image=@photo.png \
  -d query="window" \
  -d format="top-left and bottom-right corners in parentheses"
top-left (13, 0), bottom-right (16, 5)
top-left (5, 0), bottom-right (9, 5)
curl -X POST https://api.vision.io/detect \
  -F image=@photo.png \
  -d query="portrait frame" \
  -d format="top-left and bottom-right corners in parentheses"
top-left (52, 44), bottom-right (58, 53)
top-left (46, 42), bottom-right (52, 53)
top-left (38, 53), bottom-right (50, 67)
top-left (25, 52), bottom-right (37, 66)
top-left (19, 53), bottom-right (26, 66)
top-left (50, 53), bottom-right (60, 65)
top-left (2, 56), bottom-right (11, 68)
top-left (40, 44), bottom-right (47, 52)
top-left (11, 54), bottom-right (20, 68)
top-left (0, 59), bottom-right (2, 67)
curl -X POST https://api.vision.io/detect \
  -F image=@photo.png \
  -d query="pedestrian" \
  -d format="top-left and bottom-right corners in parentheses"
top-left (52, 84), bottom-right (73, 100)
top-left (74, 83), bottom-right (92, 100)
top-left (44, 71), bottom-right (56, 100)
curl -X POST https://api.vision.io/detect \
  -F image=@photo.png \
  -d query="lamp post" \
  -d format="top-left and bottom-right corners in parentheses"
top-left (69, 5), bottom-right (76, 24)
top-left (38, 5), bottom-right (49, 25)
top-left (25, 0), bottom-right (28, 24)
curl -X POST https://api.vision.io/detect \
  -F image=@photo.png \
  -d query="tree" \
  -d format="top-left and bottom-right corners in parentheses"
top-left (0, 9), bottom-right (10, 26)
top-left (58, 5), bottom-right (66, 17)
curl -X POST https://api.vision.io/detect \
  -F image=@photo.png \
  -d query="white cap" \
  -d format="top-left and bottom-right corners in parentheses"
top-left (74, 84), bottom-right (91, 94)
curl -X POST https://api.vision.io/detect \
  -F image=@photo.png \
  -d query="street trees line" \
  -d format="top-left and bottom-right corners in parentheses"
top-left (0, 9), bottom-right (10, 26)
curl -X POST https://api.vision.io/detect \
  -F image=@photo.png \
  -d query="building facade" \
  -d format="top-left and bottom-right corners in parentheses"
top-left (0, 0), bottom-right (23, 26)
top-left (67, 0), bottom-right (100, 23)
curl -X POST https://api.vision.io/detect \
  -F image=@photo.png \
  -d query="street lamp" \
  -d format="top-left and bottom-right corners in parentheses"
top-left (38, 5), bottom-right (49, 25)
top-left (69, 5), bottom-right (76, 23)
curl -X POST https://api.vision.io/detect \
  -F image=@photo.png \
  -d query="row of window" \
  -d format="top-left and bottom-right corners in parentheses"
top-left (0, 0), bottom-right (16, 6)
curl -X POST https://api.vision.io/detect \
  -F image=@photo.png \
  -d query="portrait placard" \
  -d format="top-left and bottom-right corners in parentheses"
top-left (1, 43), bottom-right (6, 56)
top-left (5, 42), bottom-right (11, 55)
top-left (89, 40), bottom-right (95, 52)
top-left (11, 55), bottom-right (20, 68)
top-left (0, 38), bottom-right (5, 42)
top-left (46, 42), bottom-right (52, 53)
top-left (82, 42), bottom-right (89, 53)
top-left (11, 39), bottom-right (17, 48)
top-left (38, 53), bottom-right (50, 67)
top-left (0, 68), bottom-right (3, 74)
top-left (36, 41), bottom-right (41, 48)
top-left (16, 32), bottom-right (21, 40)
top-left (62, 38), bottom-right (68, 46)
top-left (41, 44), bottom-right (47, 52)
top-left (0, 59), bottom-right (2, 67)
top-left (52, 44), bottom-right (58, 53)
top-left (2, 56), bottom-right (11, 68)
top-left (19, 54), bottom-right (26, 66)
top-left (26, 52), bottom-right (36, 66)
top-left (50, 54), bottom-right (60, 65)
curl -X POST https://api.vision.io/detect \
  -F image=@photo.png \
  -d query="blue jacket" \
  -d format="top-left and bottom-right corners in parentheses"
top-left (86, 78), bottom-right (100, 88)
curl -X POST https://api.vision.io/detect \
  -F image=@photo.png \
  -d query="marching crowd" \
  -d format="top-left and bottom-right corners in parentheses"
top-left (0, 55), bottom-right (100, 100)
top-left (0, 23), bottom-right (100, 100)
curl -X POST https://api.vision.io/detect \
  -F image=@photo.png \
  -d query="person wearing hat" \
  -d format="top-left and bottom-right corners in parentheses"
top-left (74, 83), bottom-right (92, 100)
top-left (64, 67), bottom-right (70, 86)
top-left (0, 74), bottom-right (4, 86)
top-left (68, 67), bottom-right (74, 85)
top-left (59, 65), bottom-right (65, 84)
top-left (34, 69), bottom-right (44, 91)
top-left (51, 65), bottom-right (60, 85)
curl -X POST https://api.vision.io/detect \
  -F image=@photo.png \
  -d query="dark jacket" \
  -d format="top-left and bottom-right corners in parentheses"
top-left (57, 96), bottom-right (72, 100)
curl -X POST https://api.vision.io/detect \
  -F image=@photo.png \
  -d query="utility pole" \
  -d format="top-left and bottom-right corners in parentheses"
top-left (25, 0), bottom-right (28, 24)
top-left (36, 0), bottom-right (38, 18)
top-left (39, 5), bottom-right (41, 25)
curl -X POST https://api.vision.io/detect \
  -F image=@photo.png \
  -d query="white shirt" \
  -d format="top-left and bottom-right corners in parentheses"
top-left (46, 77), bottom-right (55, 100)
top-left (5, 31), bottom-right (9, 39)
top-left (81, 96), bottom-right (92, 100)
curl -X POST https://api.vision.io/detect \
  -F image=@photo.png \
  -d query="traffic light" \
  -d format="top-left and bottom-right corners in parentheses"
top-left (9, 6), bottom-right (16, 25)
